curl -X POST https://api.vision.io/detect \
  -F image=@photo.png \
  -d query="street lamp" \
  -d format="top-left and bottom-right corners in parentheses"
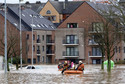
top-left (19, 0), bottom-right (23, 69)
top-left (31, 14), bottom-right (34, 66)
top-left (4, 0), bottom-right (7, 74)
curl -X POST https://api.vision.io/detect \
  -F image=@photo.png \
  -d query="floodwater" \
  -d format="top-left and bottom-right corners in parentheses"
top-left (0, 64), bottom-right (125, 84)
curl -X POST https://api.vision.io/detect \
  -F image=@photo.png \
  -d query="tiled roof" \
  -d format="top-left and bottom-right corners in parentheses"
top-left (49, 1), bottom-right (84, 14)
top-left (0, 6), bottom-right (56, 31)
top-left (0, 3), bottom-right (45, 13)
top-left (119, 0), bottom-right (125, 3)
top-left (8, 6), bottom-right (56, 30)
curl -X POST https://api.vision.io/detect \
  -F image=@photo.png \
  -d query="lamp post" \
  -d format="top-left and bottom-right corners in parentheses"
top-left (19, 0), bottom-right (23, 69)
top-left (4, 0), bottom-right (7, 74)
top-left (31, 14), bottom-right (34, 66)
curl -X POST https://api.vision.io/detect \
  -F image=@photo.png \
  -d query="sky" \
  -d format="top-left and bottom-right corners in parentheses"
top-left (0, 0), bottom-right (73, 3)
top-left (0, 0), bottom-right (119, 3)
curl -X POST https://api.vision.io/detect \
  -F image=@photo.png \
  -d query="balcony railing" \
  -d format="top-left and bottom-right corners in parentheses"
top-left (37, 50), bottom-right (40, 54)
top-left (46, 50), bottom-right (55, 55)
top-left (89, 53), bottom-right (102, 57)
top-left (46, 40), bottom-right (55, 43)
top-left (36, 39), bottom-right (41, 43)
top-left (63, 51), bottom-right (79, 57)
top-left (63, 39), bottom-right (79, 45)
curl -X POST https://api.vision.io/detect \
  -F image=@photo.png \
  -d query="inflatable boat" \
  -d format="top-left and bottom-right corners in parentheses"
top-left (64, 70), bottom-right (83, 74)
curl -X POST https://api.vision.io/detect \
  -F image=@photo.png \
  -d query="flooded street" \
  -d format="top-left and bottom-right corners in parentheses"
top-left (0, 64), bottom-right (125, 84)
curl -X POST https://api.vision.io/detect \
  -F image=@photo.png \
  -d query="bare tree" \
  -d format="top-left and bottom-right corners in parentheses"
top-left (0, 27), bottom-right (20, 71)
top-left (90, 2), bottom-right (123, 72)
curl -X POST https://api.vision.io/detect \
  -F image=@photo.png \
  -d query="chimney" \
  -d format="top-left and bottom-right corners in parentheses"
top-left (21, 6), bottom-right (25, 10)
top-left (63, 0), bottom-right (68, 9)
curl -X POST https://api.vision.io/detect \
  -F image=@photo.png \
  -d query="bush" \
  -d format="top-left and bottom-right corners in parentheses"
top-left (8, 57), bottom-right (25, 64)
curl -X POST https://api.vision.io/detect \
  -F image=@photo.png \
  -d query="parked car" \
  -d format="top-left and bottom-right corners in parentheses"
top-left (26, 65), bottom-right (42, 69)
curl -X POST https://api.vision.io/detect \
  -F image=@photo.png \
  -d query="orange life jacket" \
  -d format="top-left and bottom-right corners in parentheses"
top-left (78, 63), bottom-right (84, 71)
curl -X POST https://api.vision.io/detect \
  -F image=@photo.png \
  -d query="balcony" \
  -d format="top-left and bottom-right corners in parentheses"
top-left (37, 50), bottom-right (40, 54)
top-left (63, 51), bottom-right (79, 58)
top-left (88, 39), bottom-right (98, 46)
top-left (46, 50), bottom-right (55, 55)
top-left (36, 39), bottom-right (41, 43)
top-left (63, 39), bottom-right (79, 46)
top-left (89, 55), bottom-right (103, 57)
top-left (89, 53), bottom-right (102, 57)
top-left (46, 40), bottom-right (55, 45)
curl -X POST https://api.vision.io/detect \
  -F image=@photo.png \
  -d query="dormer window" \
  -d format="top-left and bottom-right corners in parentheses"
top-left (67, 23), bottom-right (78, 28)
top-left (46, 10), bottom-right (51, 14)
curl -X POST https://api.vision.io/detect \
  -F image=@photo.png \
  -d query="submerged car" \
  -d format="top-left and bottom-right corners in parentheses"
top-left (26, 65), bottom-right (42, 69)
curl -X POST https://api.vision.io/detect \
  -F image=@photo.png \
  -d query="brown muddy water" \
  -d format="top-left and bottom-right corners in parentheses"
top-left (0, 64), bottom-right (125, 84)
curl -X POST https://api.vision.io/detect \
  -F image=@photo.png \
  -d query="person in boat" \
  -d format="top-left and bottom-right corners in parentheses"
top-left (75, 61), bottom-right (84, 71)
top-left (58, 62), bottom-right (63, 70)
top-left (61, 61), bottom-right (71, 74)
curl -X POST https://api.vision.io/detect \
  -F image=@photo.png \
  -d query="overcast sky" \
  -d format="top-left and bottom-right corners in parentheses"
top-left (0, 0), bottom-right (73, 3)
top-left (0, 0), bottom-right (118, 4)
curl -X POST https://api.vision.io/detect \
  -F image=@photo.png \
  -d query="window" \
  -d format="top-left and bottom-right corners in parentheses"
top-left (92, 22), bottom-right (103, 31)
top-left (37, 46), bottom-right (40, 50)
top-left (42, 56), bottom-right (44, 62)
top-left (13, 23), bottom-right (18, 26)
top-left (37, 35), bottom-right (40, 39)
top-left (33, 34), bottom-right (35, 40)
top-left (46, 10), bottom-right (51, 14)
top-left (26, 34), bottom-right (29, 40)
top-left (30, 24), bottom-right (36, 27)
top-left (67, 23), bottom-right (78, 28)
top-left (42, 35), bottom-right (44, 41)
top-left (66, 47), bottom-right (78, 56)
top-left (33, 45), bottom-right (35, 51)
top-left (37, 56), bottom-right (40, 63)
top-left (46, 35), bottom-right (52, 43)
top-left (66, 35), bottom-right (78, 44)
top-left (44, 16), bottom-right (56, 21)
top-left (115, 46), bottom-right (117, 53)
top-left (42, 46), bottom-right (44, 51)
top-left (27, 59), bottom-right (31, 63)
top-left (92, 47), bottom-right (102, 56)
top-left (22, 14), bottom-right (25, 17)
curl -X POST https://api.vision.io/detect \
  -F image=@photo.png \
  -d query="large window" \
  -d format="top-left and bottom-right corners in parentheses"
top-left (67, 23), bottom-right (78, 28)
top-left (92, 47), bottom-right (102, 56)
top-left (92, 22), bottom-right (103, 31)
top-left (66, 35), bottom-right (78, 44)
top-left (66, 47), bottom-right (78, 56)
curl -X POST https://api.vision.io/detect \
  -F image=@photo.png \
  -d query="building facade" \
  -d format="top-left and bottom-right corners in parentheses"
top-left (57, 1), bottom-right (124, 64)
top-left (0, 5), bottom-right (56, 64)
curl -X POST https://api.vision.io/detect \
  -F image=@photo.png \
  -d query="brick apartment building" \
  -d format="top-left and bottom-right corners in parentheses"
top-left (56, 1), bottom-right (124, 64)
top-left (0, 5), bottom-right (56, 64)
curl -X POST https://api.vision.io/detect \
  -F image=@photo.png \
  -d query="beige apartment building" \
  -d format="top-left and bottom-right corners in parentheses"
top-left (55, 28), bottom-right (84, 63)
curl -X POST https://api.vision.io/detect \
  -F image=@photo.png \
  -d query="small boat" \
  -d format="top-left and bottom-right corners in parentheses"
top-left (64, 70), bottom-right (83, 74)
top-left (58, 68), bottom-right (63, 71)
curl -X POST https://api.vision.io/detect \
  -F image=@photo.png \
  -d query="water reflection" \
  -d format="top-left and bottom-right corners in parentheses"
top-left (0, 64), bottom-right (125, 84)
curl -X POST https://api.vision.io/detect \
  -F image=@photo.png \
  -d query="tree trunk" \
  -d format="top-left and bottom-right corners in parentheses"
top-left (101, 55), bottom-right (104, 70)
top-left (107, 53), bottom-right (111, 72)
top-left (7, 62), bottom-right (10, 71)
top-left (16, 63), bottom-right (18, 70)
